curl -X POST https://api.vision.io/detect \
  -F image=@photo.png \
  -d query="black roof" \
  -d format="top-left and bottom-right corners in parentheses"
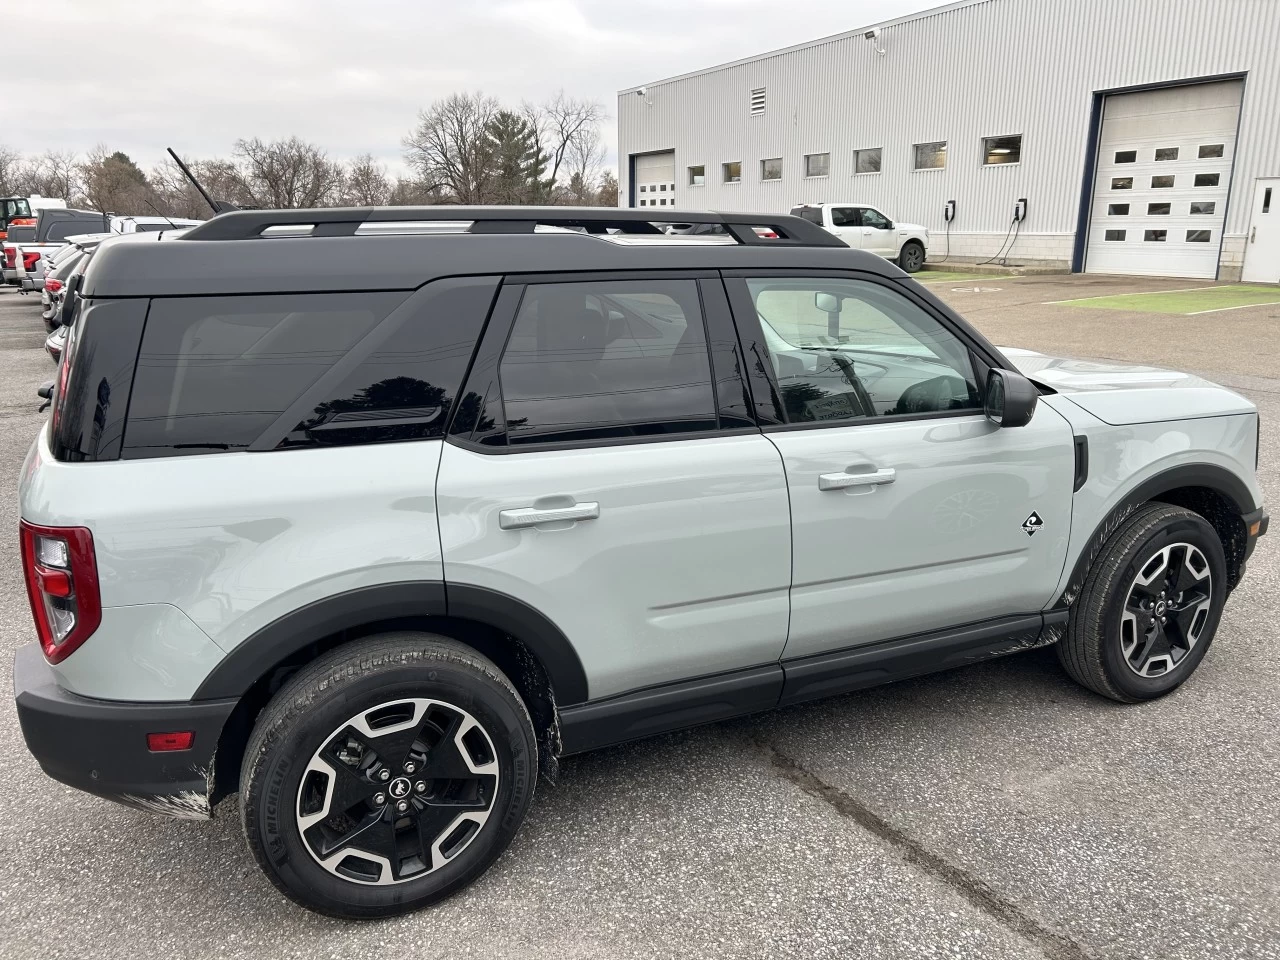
top-left (82, 206), bottom-right (905, 298)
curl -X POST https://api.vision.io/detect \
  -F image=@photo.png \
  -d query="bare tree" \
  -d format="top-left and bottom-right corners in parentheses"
top-left (16, 151), bottom-right (83, 202)
top-left (560, 125), bottom-right (607, 204)
top-left (403, 92), bottom-right (499, 203)
top-left (0, 146), bottom-right (23, 197)
top-left (386, 176), bottom-right (443, 206)
top-left (526, 91), bottom-right (606, 200)
top-left (231, 136), bottom-right (345, 209)
top-left (150, 155), bottom-right (249, 218)
top-left (342, 154), bottom-right (392, 206)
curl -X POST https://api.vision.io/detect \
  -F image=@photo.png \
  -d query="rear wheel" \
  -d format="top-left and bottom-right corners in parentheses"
top-left (898, 240), bottom-right (925, 273)
top-left (1058, 503), bottom-right (1227, 702)
top-left (240, 633), bottom-right (536, 918)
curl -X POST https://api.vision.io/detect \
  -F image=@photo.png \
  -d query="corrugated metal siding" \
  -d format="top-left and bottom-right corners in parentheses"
top-left (617, 0), bottom-right (1280, 241)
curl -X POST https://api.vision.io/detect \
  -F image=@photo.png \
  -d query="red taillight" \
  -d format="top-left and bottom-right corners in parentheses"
top-left (2, 247), bottom-right (14, 269)
top-left (18, 521), bottom-right (102, 664)
top-left (147, 732), bottom-right (195, 752)
top-left (12, 217), bottom-right (35, 226)
top-left (22, 251), bottom-right (40, 271)
top-left (45, 278), bottom-right (63, 294)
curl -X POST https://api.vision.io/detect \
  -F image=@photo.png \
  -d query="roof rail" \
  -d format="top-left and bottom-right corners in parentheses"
top-left (179, 206), bottom-right (846, 247)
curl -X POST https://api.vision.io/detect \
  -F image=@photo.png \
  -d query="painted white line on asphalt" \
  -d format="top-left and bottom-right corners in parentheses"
top-left (1187, 300), bottom-right (1280, 315)
top-left (1042, 284), bottom-right (1230, 306)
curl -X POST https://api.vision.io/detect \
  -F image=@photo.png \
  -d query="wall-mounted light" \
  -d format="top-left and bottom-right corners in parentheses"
top-left (865, 27), bottom-right (886, 56)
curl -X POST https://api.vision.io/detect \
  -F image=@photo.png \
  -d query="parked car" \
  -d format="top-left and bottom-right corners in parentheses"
top-left (790, 202), bottom-right (930, 272)
top-left (110, 214), bottom-right (204, 233)
top-left (13, 207), bottom-right (1266, 919)
top-left (39, 244), bottom-right (96, 331)
top-left (43, 323), bottom-right (66, 363)
top-left (2, 223), bottom-right (37, 284)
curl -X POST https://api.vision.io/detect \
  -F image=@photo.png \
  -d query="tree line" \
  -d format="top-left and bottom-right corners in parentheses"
top-left (0, 90), bottom-right (616, 219)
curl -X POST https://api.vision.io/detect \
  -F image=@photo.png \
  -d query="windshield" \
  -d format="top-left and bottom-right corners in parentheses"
top-left (2, 198), bottom-right (32, 221)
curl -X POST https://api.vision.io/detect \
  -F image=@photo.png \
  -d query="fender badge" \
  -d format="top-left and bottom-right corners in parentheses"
top-left (1022, 512), bottom-right (1044, 536)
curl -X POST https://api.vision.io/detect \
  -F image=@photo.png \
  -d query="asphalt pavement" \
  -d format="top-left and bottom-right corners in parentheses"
top-left (0, 277), bottom-right (1276, 960)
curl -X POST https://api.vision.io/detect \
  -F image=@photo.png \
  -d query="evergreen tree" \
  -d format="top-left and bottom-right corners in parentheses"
top-left (483, 110), bottom-right (546, 204)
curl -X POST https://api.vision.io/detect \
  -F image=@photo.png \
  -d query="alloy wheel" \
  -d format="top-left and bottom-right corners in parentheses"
top-left (296, 698), bottom-right (500, 885)
top-left (1119, 542), bottom-right (1213, 678)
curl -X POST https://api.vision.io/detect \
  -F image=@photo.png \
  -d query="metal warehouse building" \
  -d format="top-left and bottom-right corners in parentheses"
top-left (616, 0), bottom-right (1280, 282)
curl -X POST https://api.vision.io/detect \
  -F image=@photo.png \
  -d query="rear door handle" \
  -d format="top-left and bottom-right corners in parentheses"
top-left (499, 502), bottom-right (600, 529)
top-left (818, 468), bottom-right (896, 491)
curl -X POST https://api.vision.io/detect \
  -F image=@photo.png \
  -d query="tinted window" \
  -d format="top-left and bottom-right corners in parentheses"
top-left (746, 278), bottom-right (980, 424)
top-left (278, 278), bottom-right (496, 448)
top-left (125, 292), bottom-right (404, 457)
top-left (499, 280), bottom-right (715, 445)
top-left (829, 207), bottom-right (859, 227)
top-left (790, 206), bottom-right (823, 225)
top-left (48, 220), bottom-right (103, 242)
top-left (7, 225), bottom-right (35, 242)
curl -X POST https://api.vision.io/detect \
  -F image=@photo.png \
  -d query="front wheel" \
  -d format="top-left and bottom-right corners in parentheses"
top-left (240, 634), bottom-right (537, 918)
top-left (1058, 503), bottom-right (1227, 702)
top-left (898, 240), bottom-right (925, 273)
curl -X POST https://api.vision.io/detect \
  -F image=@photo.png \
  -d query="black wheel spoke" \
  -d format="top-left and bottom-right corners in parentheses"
top-left (297, 697), bottom-right (500, 887)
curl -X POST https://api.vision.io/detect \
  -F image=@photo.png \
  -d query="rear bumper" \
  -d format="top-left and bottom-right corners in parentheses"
top-left (20, 277), bottom-right (43, 291)
top-left (13, 642), bottom-right (237, 818)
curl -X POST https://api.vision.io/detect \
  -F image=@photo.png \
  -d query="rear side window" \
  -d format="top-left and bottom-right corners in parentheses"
top-left (790, 206), bottom-right (823, 226)
top-left (498, 279), bottom-right (716, 445)
top-left (47, 221), bottom-right (103, 242)
top-left (124, 293), bottom-right (404, 457)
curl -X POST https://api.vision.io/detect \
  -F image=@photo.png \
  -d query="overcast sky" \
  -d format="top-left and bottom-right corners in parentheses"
top-left (11, 0), bottom-right (938, 175)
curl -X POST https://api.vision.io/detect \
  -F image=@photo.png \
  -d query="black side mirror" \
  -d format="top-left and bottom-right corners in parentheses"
top-left (59, 273), bottom-right (81, 327)
top-left (984, 368), bottom-right (1038, 427)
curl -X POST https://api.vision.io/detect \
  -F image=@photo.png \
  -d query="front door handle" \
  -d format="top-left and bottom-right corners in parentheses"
top-left (499, 502), bottom-right (600, 530)
top-left (818, 468), bottom-right (896, 491)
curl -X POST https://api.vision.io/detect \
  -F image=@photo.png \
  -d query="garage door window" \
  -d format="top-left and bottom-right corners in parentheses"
top-left (1115, 150), bottom-right (1137, 163)
top-left (1144, 230), bottom-right (1167, 242)
top-left (1186, 230), bottom-right (1212, 243)
top-left (1195, 173), bottom-right (1220, 187)
top-left (1155, 147), bottom-right (1180, 161)
top-left (1105, 230), bottom-right (1126, 241)
top-left (1148, 203), bottom-right (1171, 215)
top-left (499, 280), bottom-right (716, 445)
top-left (1198, 144), bottom-right (1225, 159)
top-left (1112, 177), bottom-right (1133, 190)
top-left (1190, 202), bottom-right (1216, 215)
top-left (1108, 204), bottom-right (1129, 215)
top-left (1152, 176), bottom-right (1175, 188)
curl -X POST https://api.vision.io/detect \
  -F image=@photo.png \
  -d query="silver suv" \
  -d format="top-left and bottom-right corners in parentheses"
top-left (14, 208), bottom-right (1267, 918)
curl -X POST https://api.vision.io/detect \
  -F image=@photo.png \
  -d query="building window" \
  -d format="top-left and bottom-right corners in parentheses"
top-left (1155, 147), bottom-right (1179, 161)
top-left (1186, 230), bottom-right (1212, 243)
top-left (1151, 176), bottom-right (1175, 188)
top-left (660, 198), bottom-right (667, 206)
top-left (688, 165), bottom-right (705, 186)
top-left (638, 199), bottom-right (645, 206)
top-left (804, 153), bottom-right (830, 178)
top-left (854, 147), bottom-right (882, 174)
top-left (750, 87), bottom-right (766, 115)
top-left (1189, 202), bottom-right (1215, 215)
top-left (639, 185), bottom-right (646, 193)
top-left (723, 161), bottom-right (742, 183)
top-left (1265, 188), bottom-right (1272, 214)
top-left (982, 134), bottom-right (1022, 165)
top-left (1104, 230), bottom-right (1126, 241)
top-left (1112, 177), bottom-right (1133, 190)
top-left (1144, 230), bottom-right (1167, 242)
top-left (761, 158), bottom-right (783, 181)
top-left (1114, 150), bottom-right (1137, 163)
top-left (1108, 203), bottom-right (1130, 215)
top-left (914, 141), bottom-right (946, 170)
top-left (1147, 203), bottom-right (1171, 215)
top-left (1195, 173), bottom-right (1220, 187)
top-left (1198, 144), bottom-right (1224, 159)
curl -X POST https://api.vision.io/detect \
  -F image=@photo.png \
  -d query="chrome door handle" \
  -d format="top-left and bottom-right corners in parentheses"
top-left (499, 502), bottom-right (600, 530)
top-left (818, 468), bottom-right (896, 491)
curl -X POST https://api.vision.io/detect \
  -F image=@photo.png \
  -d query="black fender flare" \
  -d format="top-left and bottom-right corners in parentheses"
top-left (193, 581), bottom-right (589, 705)
top-left (1053, 462), bottom-right (1255, 609)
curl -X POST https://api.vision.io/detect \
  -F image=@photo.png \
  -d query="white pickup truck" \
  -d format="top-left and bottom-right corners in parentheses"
top-left (790, 202), bottom-right (930, 273)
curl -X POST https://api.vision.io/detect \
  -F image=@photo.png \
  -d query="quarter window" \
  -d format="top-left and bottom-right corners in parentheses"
top-left (124, 293), bottom-right (405, 457)
top-left (499, 280), bottom-right (716, 445)
top-left (854, 147), bottom-right (882, 174)
top-left (745, 278), bottom-right (980, 425)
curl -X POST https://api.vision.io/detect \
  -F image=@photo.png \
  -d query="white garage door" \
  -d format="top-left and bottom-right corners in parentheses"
top-left (635, 151), bottom-right (677, 210)
top-left (1085, 80), bottom-right (1241, 279)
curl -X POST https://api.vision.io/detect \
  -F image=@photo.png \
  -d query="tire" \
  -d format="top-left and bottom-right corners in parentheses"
top-left (1058, 503), bottom-right (1227, 703)
top-left (898, 240), bottom-right (925, 273)
top-left (240, 633), bottom-right (537, 918)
